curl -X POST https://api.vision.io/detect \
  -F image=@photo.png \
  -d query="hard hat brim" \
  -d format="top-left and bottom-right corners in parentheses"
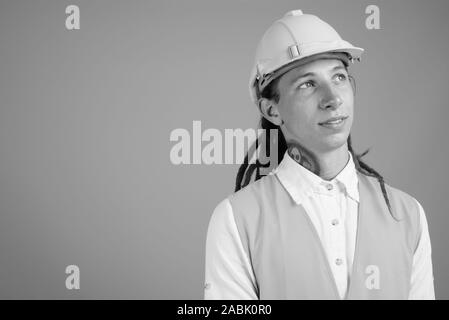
top-left (266, 50), bottom-right (359, 84)
top-left (251, 47), bottom-right (364, 103)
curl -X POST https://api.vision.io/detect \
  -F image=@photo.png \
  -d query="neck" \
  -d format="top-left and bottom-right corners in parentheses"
top-left (287, 140), bottom-right (349, 181)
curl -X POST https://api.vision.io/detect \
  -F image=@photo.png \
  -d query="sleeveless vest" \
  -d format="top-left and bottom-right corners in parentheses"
top-left (228, 173), bottom-right (420, 299)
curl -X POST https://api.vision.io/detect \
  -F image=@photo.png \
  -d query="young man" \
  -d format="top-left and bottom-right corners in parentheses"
top-left (204, 10), bottom-right (435, 299)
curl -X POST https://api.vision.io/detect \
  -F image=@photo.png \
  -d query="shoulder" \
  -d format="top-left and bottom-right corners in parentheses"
top-left (228, 174), bottom-right (279, 216)
top-left (359, 173), bottom-right (421, 222)
top-left (360, 174), bottom-right (425, 250)
top-left (211, 175), bottom-right (280, 235)
top-left (384, 181), bottom-right (421, 214)
top-left (208, 198), bottom-right (234, 234)
top-left (208, 175), bottom-right (274, 231)
top-left (361, 174), bottom-right (421, 212)
top-left (384, 182), bottom-right (428, 231)
top-left (384, 182), bottom-right (431, 254)
top-left (230, 174), bottom-right (278, 204)
top-left (206, 198), bottom-right (240, 249)
top-left (375, 176), bottom-right (422, 233)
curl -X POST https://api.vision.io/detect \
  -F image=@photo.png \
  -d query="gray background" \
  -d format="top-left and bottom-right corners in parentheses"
top-left (0, 0), bottom-right (448, 299)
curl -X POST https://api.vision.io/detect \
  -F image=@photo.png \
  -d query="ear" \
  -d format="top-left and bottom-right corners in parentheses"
top-left (258, 98), bottom-right (283, 126)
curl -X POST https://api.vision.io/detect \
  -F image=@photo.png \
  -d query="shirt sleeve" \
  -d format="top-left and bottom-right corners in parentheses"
top-left (204, 198), bottom-right (258, 300)
top-left (408, 199), bottom-right (435, 300)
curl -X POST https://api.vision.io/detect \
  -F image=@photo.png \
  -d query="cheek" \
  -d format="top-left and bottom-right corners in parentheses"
top-left (283, 103), bottom-right (316, 134)
top-left (343, 88), bottom-right (354, 111)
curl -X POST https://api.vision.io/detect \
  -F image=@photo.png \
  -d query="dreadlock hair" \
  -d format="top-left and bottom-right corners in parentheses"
top-left (235, 70), bottom-right (395, 219)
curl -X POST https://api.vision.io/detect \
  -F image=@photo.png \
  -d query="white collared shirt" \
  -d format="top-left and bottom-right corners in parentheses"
top-left (204, 151), bottom-right (435, 299)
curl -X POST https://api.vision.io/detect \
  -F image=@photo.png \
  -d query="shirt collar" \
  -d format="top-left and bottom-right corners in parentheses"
top-left (274, 150), bottom-right (359, 205)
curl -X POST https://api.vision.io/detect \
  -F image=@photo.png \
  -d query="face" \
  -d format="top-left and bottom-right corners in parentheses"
top-left (267, 58), bottom-right (354, 154)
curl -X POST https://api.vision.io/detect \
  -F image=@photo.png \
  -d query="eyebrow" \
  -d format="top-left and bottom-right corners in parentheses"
top-left (290, 65), bottom-right (347, 84)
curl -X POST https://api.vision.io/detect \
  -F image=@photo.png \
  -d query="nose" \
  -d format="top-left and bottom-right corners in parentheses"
top-left (319, 84), bottom-right (343, 111)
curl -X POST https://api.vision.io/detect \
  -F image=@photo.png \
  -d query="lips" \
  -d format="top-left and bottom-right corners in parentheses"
top-left (318, 116), bottom-right (349, 126)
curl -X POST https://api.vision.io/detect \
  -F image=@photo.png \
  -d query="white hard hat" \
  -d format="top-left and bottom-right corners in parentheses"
top-left (249, 10), bottom-right (364, 104)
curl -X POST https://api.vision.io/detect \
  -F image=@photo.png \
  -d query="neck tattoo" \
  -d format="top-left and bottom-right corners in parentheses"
top-left (287, 141), bottom-right (320, 175)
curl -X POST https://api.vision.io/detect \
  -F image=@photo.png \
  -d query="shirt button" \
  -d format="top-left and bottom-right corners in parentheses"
top-left (331, 219), bottom-right (339, 226)
top-left (335, 258), bottom-right (343, 266)
top-left (326, 184), bottom-right (333, 191)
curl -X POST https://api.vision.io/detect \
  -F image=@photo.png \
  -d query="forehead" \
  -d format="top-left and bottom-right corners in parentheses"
top-left (279, 58), bottom-right (346, 85)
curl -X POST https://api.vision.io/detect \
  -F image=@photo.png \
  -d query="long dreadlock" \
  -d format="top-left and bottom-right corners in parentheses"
top-left (235, 73), bottom-right (394, 218)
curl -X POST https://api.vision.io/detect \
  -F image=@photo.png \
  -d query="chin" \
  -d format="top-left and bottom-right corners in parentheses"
top-left (318, 133), bottom-right (349, 152)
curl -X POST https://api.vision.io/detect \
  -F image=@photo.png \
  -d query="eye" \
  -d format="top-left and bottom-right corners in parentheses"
top-left (298, 80), bottom-right (315, 89)
top-left (334, 73), bottom-right (348, 82)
